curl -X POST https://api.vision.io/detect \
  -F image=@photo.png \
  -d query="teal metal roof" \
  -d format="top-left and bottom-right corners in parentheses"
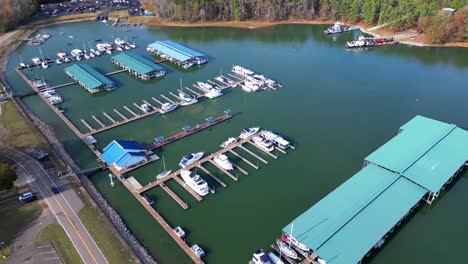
top-left (147, 40), bottom-right (206, 62)
top-left (365, 115), bottom-right (456, 173)
top-left (112, 52), bottom-right (164, 75)
top-left (315, 177), bottom-right (427, 264)
top-left (282, 164), bottom-right (400, 250)
top-left (65, 64), bottom-right (113, 90)
top-left (402, 127), bottom-right (468, 193)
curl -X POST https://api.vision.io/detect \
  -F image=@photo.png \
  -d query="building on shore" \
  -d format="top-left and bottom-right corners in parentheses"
top-left (111, 52), bottom-right (165, 80)
top-left (101, 140), bottom-right (148, 171)
top-left (282, 115), bottom-right (468, 264)
top-left (65, 64), bottom-right (115, 93)
top-left (146, 40), bottom-right (208, 69)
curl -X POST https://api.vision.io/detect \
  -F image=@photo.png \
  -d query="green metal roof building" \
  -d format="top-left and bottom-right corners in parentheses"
top-left (283, 116), bottom-right (468, 264)
top-left (65, 64), bottom-right (115, 93)
top-left (111, 52), bottom-right (165, 80)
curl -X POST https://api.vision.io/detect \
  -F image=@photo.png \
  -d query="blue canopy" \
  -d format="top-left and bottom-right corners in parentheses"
top-left (155, 136), bottom-right (165, 142)
top-left (182, 125), bottom-right (191, 132)
top-left (206, 117), bottom-right (213, 122)
top-left (224, 109), bottom-right (232, 115)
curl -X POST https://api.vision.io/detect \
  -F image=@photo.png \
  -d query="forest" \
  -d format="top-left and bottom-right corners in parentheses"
top-left (0, 0), bottom-right (39, 33)
top-left (145, 0), bottom-right (467, 43)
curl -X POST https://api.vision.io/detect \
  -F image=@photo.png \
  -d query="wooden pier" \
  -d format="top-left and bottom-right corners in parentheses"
top-left (229, 149), bottom-right (259, 169)
top-left (146, 113), bottom-right (233, 150)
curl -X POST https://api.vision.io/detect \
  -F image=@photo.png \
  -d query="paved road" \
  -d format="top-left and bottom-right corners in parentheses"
top-left (0, 146), bottom-right (108, 264)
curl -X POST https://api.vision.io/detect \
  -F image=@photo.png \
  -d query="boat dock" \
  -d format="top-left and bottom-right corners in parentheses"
top-left (146, 112), bottom-right (233, 150)
top-left (135, 131), bottom-right (292, 209)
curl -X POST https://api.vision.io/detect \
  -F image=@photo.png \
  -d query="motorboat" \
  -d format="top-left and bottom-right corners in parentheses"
top-left (252, 249), bottom-right (272, 264)
top-left (179, 152), bottom-right (204, 168)
top-left (173, 226), bottom-right (186, 238)
top-left (213, 154), bottom-right (233, 170)
top-left (182, 62), bottom-right (194, 69)
top-left (106, 49), bottom-right (112, 55)
top-left (57, 51), bottom-right (67, 59)
top-left (41, 33), bottom-right (51, 39)
top-left (41, 61), bottom-right (48, 69)
top-left (179, 92), bottom-right (198, 106)
top-left (324, 21), bottom-right (351, 35)
top-left (48, 95), bottom-right (63, 105)
top-left (64, 57), bottom-right (71, 63)
top-left (220, 137), bottom-right (238, 148)
top-left (159, 103), bottom-right (178, 114)
top-left (70, 49), bottom-right (83, 57)
top-left (32, 79), bottom-right (47, 89)
top-left (31, 57), bottom-right (42, 65)
top-left (190, 244), bottom-right (205, 258)
top-left (180, 170), bottom-right (209, 196)
top-left (75, 55), bottom-right (81, 61)
top-left (232, 65), bottom-right (254, 77)
top-left (239, 127), bottom-right (260, 139)
top-left (141, 103), bottom-right (152, 113)
top-left (276, 239), bottom-right (298, 259)
top-left (267, 252), bottom-right (285, 264)
top-left (252, 136), bottom-right (274, 152)
top-left (84, 53), bottom-right (90, 60)
top-left (116, 46), bottom-right (123, 52)
top-left (55, 59), bottom-right (62, 65)
top-left (215, 76), bottom-right (235, 85)
top-left (88, 52), bottom-right (95, 58)
top-left (41, 89), bottom-right (56, 98)
top-left (241, 81), bottom-right (260, 93)
top-left (261, 130), bottom-right (290, 149)
top-left (197, 81), bottom-right (214, 91)
top-left (142, 194), bottom-right (155, 206)
top-left (204, 89), bottom-right (223, 99)
top-left (282, 235), bottom-right (309, 252)
top-left (129, 42), bottom-right (136, 49)
top-left (195, 57), bottom-right (208, 65)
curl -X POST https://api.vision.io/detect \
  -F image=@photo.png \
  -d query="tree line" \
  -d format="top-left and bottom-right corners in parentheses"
top-left (146, 0), bottom-right (467, 43)
top-left (0, 0), bottom-right (39, 33)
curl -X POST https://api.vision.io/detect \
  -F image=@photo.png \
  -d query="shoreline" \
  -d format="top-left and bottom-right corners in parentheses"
top-left (128, 17), bottom-right (468, 48)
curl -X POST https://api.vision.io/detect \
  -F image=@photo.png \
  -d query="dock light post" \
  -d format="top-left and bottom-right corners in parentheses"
top-left (0, 241), bottom-right (6, 259)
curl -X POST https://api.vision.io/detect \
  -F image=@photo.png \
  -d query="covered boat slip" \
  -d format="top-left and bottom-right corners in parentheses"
top-left (65, 64), bottom-right (115, 93)
top-left (365, 115), bottom-right (468, 196)
top-left (111, 52), bottom-right (165, 80)
top-left (282, 116), bottom-right (468, 264)
top-left (147, 40), bottom-right (207, 65)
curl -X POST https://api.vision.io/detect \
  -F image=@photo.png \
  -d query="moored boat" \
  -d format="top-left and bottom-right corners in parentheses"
top-left (180, 170), bottom-right (209, 196)
top-left (252, 136), bottom-right (274, 152)
top-left (324, 21), bottom-right (352, 35)
top-left (276, 239), bottom-right (298, 259)
top-left (282, 235), bottom-right (309, 252)
top-left (142, 194), bottom-right (155, 205)
top-left (159, 103), bottom-right (178, 114)
top-left (173, 226), bottom-right (186, 238)
top-left (179, 92), bottom-right (199, 106)
top-left (213, 154), bottom-right (233, 171)
top-left (220, 137), bottom-right (238, 148)
top-left (197, 81), bottom-right (214, 91)
top-left (241, 80), bottom-right (260, 93)
top-left (204, 89), bottom-right (223, 99)
top-left (261, 130), bottom-right (290, 149)
top-left (267, 252), bottom-right (285, 264)
top-left (252, 249), bottom-right (272, 264)
top-left (179, 152), bottom-right (204, 168)
top-left (190, 244), bottom-right (205, 258)
top-left (239, 127), bottom-right (260, 139)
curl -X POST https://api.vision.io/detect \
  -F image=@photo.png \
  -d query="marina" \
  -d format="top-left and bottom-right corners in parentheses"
top-left (4, 20), bottom-right (468, 264)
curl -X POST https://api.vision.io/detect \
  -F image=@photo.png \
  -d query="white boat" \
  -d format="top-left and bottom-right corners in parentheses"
top-left (41, 33), bottom-right (51, 39)
top-left (220, 137), bottom-right (237, 148)
top-left (324, 21), bottom-right (352, 35)
top-left (179, 152), bottom-right (204, 168)
top-left (252, 249), bottom-right (272, 264)
top-left (75, 55), bottom-right (81, 61)
top-left (180, 170), bottom-right (209, 196)
top-left (232, 65), bottom-right (254, 77)
top-left (31, 57), bottom-right (41, 65)
top-left (159, 103), bottom-right (178, 114)
top-left (41, 61), bottom-right (48, 69)
top-left (101, 19), bottom-right (107, 23)
top-left (32, 79), bottom-right (47, 89)
top-left (276, 239), bottom-right (298, 259)
top-left (213, 154), bottom-right (233, 170)
top-left (84, 53), bottom-right (90, 60)
top-left (96, 43), bottom-right (107, 52)
top-left (267, 252), bottom-right (285, 264)
top-left (197, 81), bottom-right (213, 91)
top-left (116, 46), bottom-right (123, 52)
top-left (129, 43), bottom-right (136, 49)
top-left (241, 81), bottom-right (260, 93)
top-left (215, 76), bottom-right (235, 85)
top-left (173, 226), bottom-right (186, 238)
top-left (55, 59), bottom-right (62, 64)
top-left (252, 136), bottom-right (274, 152)
top-left (106, 49), bottom-right (112, 55)
top-left (156, 156), bottom-right (172, 180)
top-left (89, 52), bottom-right (95, 58)
top-left (283, 235), bottom-right (309, 252)
top-left (204, 89), bottom-right (223, 99)
top-left (41, 89), bottom-right (56, 98)
top-left (179, 92), bottom-right (198, 106)
top-left (182, 62), bottom-right (194, 69)
top-left (70, 49), bottom-right (83, 57)
top-left (141, 103), bottom-right (152, 113)
top-left (64, 57), bottom-right (71, 63)
top-left (195, 57), bottom-right (208, 65)
top-left (19, 62), bottom-right (27, 68)
top-left (239, 127), bottom-right (260, 139)
top-left (57, 51), bottom-right (67, 59)
top-left (48, 95), bottom-right (63, 105)
top-left (190, 244), bottom-right (205, 258)
top-left (114, 37), bottom-right (126, 46)
top-left (261, 130), bottom-right (290, 149)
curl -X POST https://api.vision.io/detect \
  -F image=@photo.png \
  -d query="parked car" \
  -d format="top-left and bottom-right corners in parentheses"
top-left (18, 192), bottom-right (37, 203)
top-left (51, 186), bottom-right (60, 194)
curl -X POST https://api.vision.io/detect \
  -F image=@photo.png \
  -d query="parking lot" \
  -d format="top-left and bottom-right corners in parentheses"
top-left (37, 0), bottom-right (144, 19)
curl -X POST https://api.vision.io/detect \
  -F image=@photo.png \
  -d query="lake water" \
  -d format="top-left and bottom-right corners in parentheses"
top-left (5, 21), bottom-right (468, 264)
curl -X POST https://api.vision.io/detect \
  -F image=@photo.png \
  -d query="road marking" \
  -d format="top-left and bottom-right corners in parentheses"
top-left (3, 148), bottom-right (106, 264)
